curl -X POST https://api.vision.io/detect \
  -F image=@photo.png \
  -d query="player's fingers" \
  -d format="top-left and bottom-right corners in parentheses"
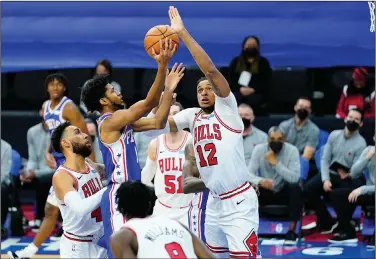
top-left (176, 62), bottom-right (184, 72)
top-left (151, 47), bottom-right (156, 57)
top-left (159, 40), bottom-right (163, 54)
top-left (171, 63), bottom-right (178, 73)
top-left (179, 73), bottom-right (184, 79)
top-left (165, 69), bottom-right (169, 77)
top-left (168, 39), bottom-right (173, 50)
top-left (169, 6), bottom-right (174, 18)
top-left (173, 7), bottom-right (179, 17)
top-left (164, 37), bottom-right (169, 51)
top-left (168, 8), bottom-right (173, 20)
top-left (170, 43), bottom-right (177, 56)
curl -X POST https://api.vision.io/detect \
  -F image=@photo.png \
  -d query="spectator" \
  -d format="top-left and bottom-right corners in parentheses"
top-left (238, 103), bottom-right (267, 165)
top-left (304, 108), bottom-right (367, 234)
top-left (1, 139), bottom-right (12, 229)
top-left (85, 119), bottom-right (103, 164)
top-left (20, 102), bottom-right (55, 230)
top-left (336, 67), bottom-right (375, 119)
top-left (228, 36), bottom-right (272, 115)
top-left (80, 59), bottom-right (121, 113)
top-left (248, 126), bottom-right (302, 242)
top-left (329, 138), bottom-right (375, 243)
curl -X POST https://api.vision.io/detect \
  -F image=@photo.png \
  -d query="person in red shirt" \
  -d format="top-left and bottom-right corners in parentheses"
top-left (336, 67), bottom-right (375, 119)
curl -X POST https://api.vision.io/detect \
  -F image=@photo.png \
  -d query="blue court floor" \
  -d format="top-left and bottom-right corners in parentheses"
top-left (1, 236), bottom-right (374, 258)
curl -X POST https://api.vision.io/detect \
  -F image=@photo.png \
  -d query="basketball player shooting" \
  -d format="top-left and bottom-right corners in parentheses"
top-left (110, 181), bottom-right (214, 259)
top-left (141, 102), bottom-right (193, 227)
top-left (80, 39), bottom-right (185, 258)
top-left (144, 6), bottom-right (261, 258)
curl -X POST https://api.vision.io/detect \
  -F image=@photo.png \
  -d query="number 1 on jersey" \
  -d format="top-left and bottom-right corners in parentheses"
top-left (196, 143), bottom-right (218, 167)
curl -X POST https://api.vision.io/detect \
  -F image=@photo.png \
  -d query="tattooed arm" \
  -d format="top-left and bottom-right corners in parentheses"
top-left (182, 140), bottom-right (208, 194)
top-left (86, 158), bottom-right (106, 181)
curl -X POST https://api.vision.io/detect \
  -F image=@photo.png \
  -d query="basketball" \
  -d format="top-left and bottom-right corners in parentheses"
top-left (144, 25), bottom-right (179, 57)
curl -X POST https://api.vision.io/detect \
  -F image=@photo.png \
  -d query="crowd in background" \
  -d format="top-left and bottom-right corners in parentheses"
top-left (1, 37), bottom-right (375, 245)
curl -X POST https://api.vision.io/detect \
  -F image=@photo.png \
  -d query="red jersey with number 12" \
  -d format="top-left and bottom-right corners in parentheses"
top-left (123, 216), bottom-right (197, 258)
top-left (56, 162), bottom-right (105, 239)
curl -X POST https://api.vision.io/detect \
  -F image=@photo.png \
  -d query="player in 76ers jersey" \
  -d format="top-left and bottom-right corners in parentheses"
top-left (80, 45), bottom-right (184, 258)
top-left (50, 122), bottom-right (107, 258)
top-left (144, 7), bottom-right (261, 259)
top-left (141, 102), bottom-right (193, 227)
top-left (110, 181), bottom-right (214, 259)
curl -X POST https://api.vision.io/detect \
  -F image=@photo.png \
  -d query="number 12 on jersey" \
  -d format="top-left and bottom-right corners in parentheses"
top-left (196, 143), bottom-right (218, 167)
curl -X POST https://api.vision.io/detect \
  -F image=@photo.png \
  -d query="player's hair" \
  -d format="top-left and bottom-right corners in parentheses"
top-left (45, 73), bottom-right (68, 97)
top-left (80, 74), bottom-right (110, 112)
top-left (116, 181), bottom-right (155, 219)
top-left (268, 126), bottom-right (285, 137)
top-left (196, 77), bottom-right (208, 87)
top-left (347, 107), bottom-right (364, 121)
top-left (172, 101), bottom-right (184, 111)
top-left (50, 122), bottom-right (71, 154)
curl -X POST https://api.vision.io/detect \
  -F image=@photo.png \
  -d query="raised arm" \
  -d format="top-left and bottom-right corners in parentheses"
top-left (63, 102), bottom-right (96, 162)
top-left (101, 40), bottom-right (176, 133)
top-left (182, 140), bottom-right (207, 194)
top-left (132, 63), bottom-right (185, 132)
top-left (169, 6), bottom-right (230, 98)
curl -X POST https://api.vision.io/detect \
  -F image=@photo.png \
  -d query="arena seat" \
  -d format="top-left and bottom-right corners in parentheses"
top-left (268, 67), bottom-right (312, 113)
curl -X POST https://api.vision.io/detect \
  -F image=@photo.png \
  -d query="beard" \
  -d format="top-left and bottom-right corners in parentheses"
top-left (201, 104), bottom-right (215, 114)
top-left (112, 101), bottom-right (125, 111)
top-left (72, 142), bottom-right (92, 158)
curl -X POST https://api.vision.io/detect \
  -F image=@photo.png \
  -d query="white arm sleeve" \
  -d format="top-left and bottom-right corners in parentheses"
top-left (141, 157), bottom-right (158, 187)
top-left (64, 188), bottom-right (106, 217)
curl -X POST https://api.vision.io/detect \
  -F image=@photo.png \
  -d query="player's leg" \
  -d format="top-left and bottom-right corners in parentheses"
top-left (59, 234), bottom-right (91, 258)
top-left (100, 186), bottom-right (115, 258)
top-left (205, 195), bottom-right (229, 259)
top-left (219, 183), bottom-right (261, 259)
top-left (9, 191), bottom-right (60, 259)
top-left (89, 243), bottom-right (108, 259)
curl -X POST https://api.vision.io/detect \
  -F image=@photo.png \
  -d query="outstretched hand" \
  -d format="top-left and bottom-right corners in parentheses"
top-left (165, 63), bottom-right (185, 92)
top-left (151, 38), bottom-right (177, 65)
top-left (169, 6), bottom-right (185, 34)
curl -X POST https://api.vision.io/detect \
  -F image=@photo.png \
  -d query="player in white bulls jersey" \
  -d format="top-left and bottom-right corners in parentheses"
top-left (50, 122), bottom-right (107, 258)
top-left (144, 7), bottom-right (261, 259)
top-left (142, 102), bottom-right (193, 226)
top-left (110, 181), bottom-right (214, 259)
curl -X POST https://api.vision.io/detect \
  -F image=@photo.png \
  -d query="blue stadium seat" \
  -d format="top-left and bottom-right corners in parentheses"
top-left (9, 149), bottom-right (22, 177)
top-left (300, 156), bottom-right (309, 181)
top-left (317, 129), bottom-right (329, 150)
top-left (314, 145), bottom-right (325, 171)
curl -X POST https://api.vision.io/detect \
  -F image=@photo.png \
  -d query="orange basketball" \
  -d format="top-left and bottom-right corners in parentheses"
top-left (144, 25), bottom-right (179, 57)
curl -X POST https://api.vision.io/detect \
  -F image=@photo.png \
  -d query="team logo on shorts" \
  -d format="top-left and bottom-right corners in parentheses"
top-left (243, 229), bottom-right (258, 258)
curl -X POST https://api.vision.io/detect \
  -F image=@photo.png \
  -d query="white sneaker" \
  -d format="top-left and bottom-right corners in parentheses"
top-left (8, 243), bottom-right (38, 258)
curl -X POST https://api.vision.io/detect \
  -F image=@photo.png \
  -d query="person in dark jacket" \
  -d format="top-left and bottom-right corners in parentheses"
top-left (228, 36), bottom-right (272, 115)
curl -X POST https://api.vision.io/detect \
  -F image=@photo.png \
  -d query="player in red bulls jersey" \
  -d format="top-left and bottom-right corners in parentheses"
top-left (144, 7), bottom-right (262, 259)
top-left (141, 102), bottom-right (193, 227)
top-left (50, 122), bottom-right (106, 258)
top-left (80, 40), bottom-right (185, 258)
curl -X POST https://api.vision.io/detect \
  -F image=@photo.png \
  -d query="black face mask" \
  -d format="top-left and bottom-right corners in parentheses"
top-left (269, 141), bottom-right (283, 153)
top-left (346, 120), bottom-right (359, 132)
top-left (242, 47), bottom-right (259, 58)
top-left (91, 135), bottom-right (96, 142)
top-left (296, 108), bottom-right (309, 120)
top-left (242, 118), bottom-right (251, 129)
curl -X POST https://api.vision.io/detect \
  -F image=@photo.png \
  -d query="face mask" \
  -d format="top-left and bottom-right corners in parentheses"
top-left (269, 141), bottom-right (283, 153)
top-left (243, 47), bottom-right (259, 58)
top-left (242, 118), bottom-right (251, 129)
top-left (296, 108), bottom-right (309, 120)
top-left (346, 120), bottom-right (359, 132)
top-left (91, 135), bottom-right (96, 142)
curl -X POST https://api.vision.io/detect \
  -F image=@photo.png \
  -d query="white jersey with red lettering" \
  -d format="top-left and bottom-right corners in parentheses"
top-left (154, 132), bottom-right (194, 208)
top-left (56, 162), bottom-right (105, 240)
top-left (123, 216), bottom-right (197, 258)
top-left (172, 92), bottom-right (249, 195)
